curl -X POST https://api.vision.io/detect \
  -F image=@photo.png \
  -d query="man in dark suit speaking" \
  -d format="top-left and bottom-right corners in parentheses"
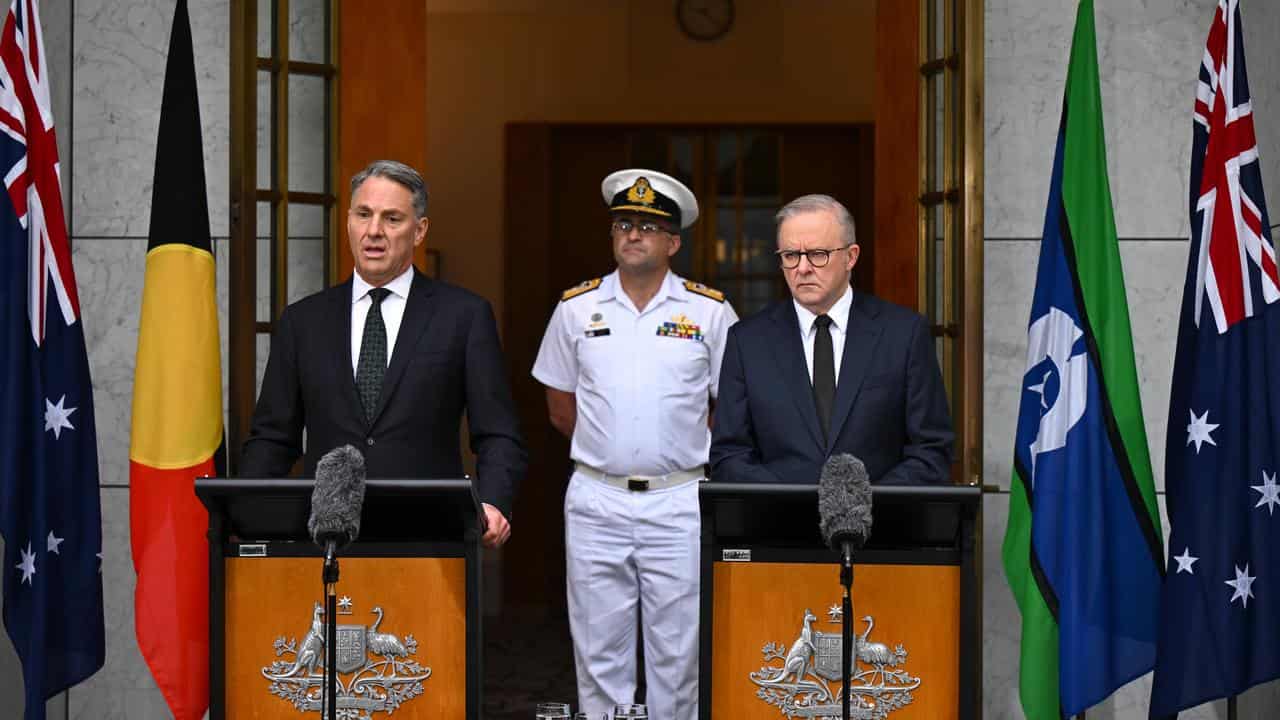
top-left (241, 160), bottom-right (526, 547)
top-left (711, 194), bottom-right (953, 486)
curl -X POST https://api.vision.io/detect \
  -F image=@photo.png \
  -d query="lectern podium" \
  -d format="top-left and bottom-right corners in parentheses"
top-left (196, 478), bottom-right (484, 719)
top-left (698, 483), bottom-right (980, 720)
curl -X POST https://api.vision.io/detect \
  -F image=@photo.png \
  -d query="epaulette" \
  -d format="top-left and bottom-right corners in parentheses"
top-left (684, 280), bottom-right (725, 303)
top-left (561, 278), bottom-right (602, 302)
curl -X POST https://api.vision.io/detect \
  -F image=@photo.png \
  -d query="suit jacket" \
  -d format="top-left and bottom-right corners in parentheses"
top-left (710, 290), bottom-right (953, 486)
top-left (240, 270), bottom-right (527, 516)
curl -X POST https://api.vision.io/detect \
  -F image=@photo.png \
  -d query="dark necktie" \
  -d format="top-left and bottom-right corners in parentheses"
top-left (356, 287), bottom-right (391, 423)
top-left (812, 314), bottom-right (836, 443)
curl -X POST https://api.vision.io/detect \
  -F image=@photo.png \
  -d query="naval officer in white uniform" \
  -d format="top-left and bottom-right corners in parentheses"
top-left (533, 169), bottom-right (738, 719)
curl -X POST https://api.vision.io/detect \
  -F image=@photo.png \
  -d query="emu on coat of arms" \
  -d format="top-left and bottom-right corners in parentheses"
top-left (750, 605), bottom-right (920, 719)
top-left (261, 598), bottom-right (432, 718)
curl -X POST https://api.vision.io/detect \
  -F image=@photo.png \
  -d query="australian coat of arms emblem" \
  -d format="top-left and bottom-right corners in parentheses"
top-left (261, 597), bottom-right (432, 718)
top-left (750, 605), bottom-right (920, 719)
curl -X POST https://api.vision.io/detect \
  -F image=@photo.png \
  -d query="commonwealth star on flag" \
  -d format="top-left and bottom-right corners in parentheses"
top-left (0, 1), bottom-right (106, 717)
top-left (1150, 0), bottom-right (1280, 713)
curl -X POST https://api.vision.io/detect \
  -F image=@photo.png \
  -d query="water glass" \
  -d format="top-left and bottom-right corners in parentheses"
top-left (612, 704), bottom-right (648, 720)
top-left (535, 702), bottom-right (571, 720)
top-left (573, 714), bottom-right (605, 720)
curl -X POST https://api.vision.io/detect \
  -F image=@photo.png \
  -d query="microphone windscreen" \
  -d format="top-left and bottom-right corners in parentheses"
top-left (817, 453), bottom-right (873, 551)
top-left (307, 444), bottom-right (367, 548)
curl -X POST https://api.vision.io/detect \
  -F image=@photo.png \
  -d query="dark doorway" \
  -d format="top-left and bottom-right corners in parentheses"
top-left (493, 123), bottom-right (874, 715)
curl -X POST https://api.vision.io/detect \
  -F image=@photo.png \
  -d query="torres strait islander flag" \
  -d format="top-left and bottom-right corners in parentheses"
top-left (1002, 2), bottom-right (1165, 718)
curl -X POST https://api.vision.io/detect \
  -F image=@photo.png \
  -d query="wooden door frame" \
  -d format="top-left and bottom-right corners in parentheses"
top-left (877, 0), bottom-right (985, 488)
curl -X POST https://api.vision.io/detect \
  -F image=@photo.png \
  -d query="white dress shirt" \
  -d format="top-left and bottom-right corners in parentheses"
top-left (350, 267), bottom-right (414, 375)
top-left (793, 285), bottom-right (853, 384)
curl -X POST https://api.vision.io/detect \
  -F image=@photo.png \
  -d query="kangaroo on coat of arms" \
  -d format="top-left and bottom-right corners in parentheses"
top-left (750, 605), bottom-right (919, 719)
top-left (261, 599), bottom-right (431, 718)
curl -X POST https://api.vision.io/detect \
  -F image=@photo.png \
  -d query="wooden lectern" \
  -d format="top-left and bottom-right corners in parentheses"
top-left (698, 483), bottom-right (980, 720)
top-left (196, 478), bottom-right (484, 719)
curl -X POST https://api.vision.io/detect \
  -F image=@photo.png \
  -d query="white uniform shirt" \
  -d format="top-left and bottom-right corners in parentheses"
top-left (350, 267), bottom-right (414, 375)
top-left (793, 285), bottom-right (853, 383)
top-left (533, 270), bottom-right (739, 476)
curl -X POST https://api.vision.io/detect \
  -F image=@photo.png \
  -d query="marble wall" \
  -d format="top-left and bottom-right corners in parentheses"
top-left (5, 0), bottom-right (1280, 717)
top-left (985, 0), bottom-right (1280, 718)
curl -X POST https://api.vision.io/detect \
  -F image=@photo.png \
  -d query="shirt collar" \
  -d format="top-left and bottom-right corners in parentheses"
top-left (659, 270), bottom-right (683, 304)
top-left (352, 266), bottom-right (414, 305)
top-left (601, 270), bottom-right (682, 307)
top-left (794, 285), bottom-right (853, 335)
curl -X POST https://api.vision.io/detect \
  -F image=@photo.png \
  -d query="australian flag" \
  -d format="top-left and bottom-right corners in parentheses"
top-left (1150, 0), bottom-right (1280, 714)
top-left (0, 1), bottom-right (106, 717)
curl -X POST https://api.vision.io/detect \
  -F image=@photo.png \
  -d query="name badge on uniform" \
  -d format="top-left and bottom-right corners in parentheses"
top-left (657, 313), bottom-right (703, 341)
top-left (586, 312), bottom-right (611, 338)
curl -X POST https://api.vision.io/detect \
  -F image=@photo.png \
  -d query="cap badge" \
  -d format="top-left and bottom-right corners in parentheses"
top-left (626, 177), bottom-right (654, 206)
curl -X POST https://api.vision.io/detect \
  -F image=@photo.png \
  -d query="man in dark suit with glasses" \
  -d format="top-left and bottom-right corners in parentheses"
top-left (710, 194), bottom-right (953, 487)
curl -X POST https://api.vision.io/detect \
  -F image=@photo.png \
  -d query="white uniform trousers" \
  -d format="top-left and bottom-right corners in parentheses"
top-left (564, 470), bottom-right (701, 720)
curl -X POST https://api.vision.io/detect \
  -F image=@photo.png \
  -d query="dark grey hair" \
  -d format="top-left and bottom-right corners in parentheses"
top-left (774, 194), bottom-right (857, 247)
top-left (349, 160), bottom-right (429, 219)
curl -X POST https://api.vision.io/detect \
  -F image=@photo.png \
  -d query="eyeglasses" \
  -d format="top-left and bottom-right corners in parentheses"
top-left (611, 219), bottom-right (672, 237)
top-left (776, 246), bottom-right (850, 269)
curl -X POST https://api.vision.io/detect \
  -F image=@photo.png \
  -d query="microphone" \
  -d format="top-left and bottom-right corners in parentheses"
top-left (818, 453), bottom-right (873, 563)
top-left (308, 445), bottom-right (367, 573)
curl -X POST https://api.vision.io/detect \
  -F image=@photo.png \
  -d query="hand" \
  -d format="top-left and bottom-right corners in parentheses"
top-left (480, 503), bottom-right (511, 548)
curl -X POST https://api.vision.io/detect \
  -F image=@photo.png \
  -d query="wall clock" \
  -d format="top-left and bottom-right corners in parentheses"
top-left (676, 0), bottom-right (734, 42)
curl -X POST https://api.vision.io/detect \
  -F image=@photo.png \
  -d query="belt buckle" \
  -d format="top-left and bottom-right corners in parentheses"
top-left (627, 476), bottom-right (650, 492)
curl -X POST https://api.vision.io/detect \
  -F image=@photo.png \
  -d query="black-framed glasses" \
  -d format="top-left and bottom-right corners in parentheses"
top-left (611, 219), bottom-right (672, 238)
top-left (776, 246), bottom-right (850, 269)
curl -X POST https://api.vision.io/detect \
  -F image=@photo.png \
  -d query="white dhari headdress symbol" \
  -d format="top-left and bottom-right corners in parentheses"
top-left (1023, 306), bottom-right (1088, 484)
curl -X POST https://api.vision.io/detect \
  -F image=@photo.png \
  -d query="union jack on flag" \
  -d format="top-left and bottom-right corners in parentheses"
top-left (1191, 0), bottom-right (1279, 333)
top-left (0, 0), bottom-right (76, 345)
top-left (0, 1), bottom-right (105, 717)
top-left (1152, 0), bottom-right (1280, 714)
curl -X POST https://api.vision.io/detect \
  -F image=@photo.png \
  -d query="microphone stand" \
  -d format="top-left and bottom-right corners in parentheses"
top-left (322, 540), bottom-right (340, 720)
top-left (840, 546), bottom-right (854, 720)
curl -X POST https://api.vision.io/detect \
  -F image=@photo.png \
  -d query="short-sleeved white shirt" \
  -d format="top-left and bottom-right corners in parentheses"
top-left (532, 270), bottom-right (739, 476)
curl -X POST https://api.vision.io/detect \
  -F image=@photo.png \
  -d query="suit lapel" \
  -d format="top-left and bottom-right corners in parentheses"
top-left (827, 291), bottom-right (883, 445)
top-left (768, 301), bottom-right (825, 450)
top-left (369, 271), bottom-right (438, 426)
top-left (330, 279), bottom-right (365, 425)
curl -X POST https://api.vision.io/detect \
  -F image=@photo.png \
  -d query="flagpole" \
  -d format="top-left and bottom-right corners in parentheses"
top-left (1228, 696), bottom-right (1237, 720)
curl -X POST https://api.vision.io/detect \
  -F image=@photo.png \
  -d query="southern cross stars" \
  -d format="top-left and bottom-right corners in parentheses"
top-left (1252, 471), bottom-right (1280, 515)
top-left (1225, 564), bottom-right (1256, 608)
top-left (44, 394), bottom-right (76, 439)
top-left (16, 542), bottom-right (35, 584)
top-left (47, 531), bottom-right (64, 554)
top-left (1186, 408), bottom-right (1219, 454)
top-left (1173, 547), bottom-right (1198, 574)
